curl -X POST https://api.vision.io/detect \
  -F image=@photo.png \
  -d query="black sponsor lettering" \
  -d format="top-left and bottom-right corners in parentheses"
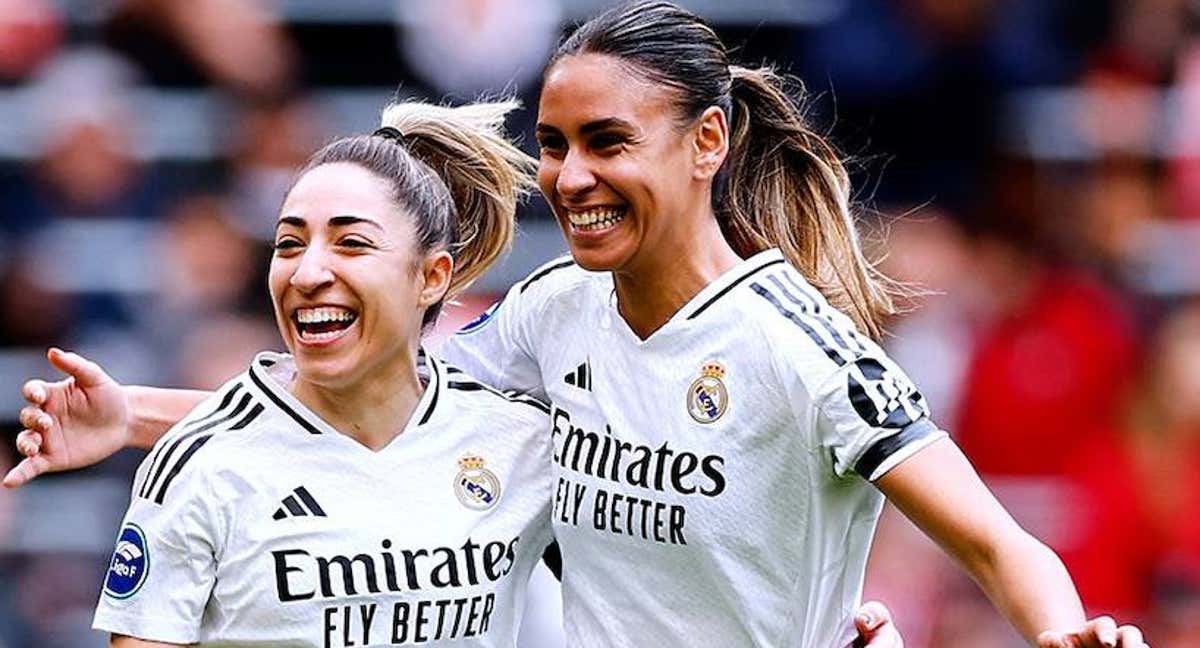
top-left (625, 446), bottom-right (652, 488)
top-left (413, 600), bottom-right (431, 643)
top-left (324, 606), bottom-right (337, 648)
top-left (482, 541), bottom-right (507, 580)
top-left (502, 537), bottom-right (519, 576)
top-left (700, 455), bottom-right (726, 496)
top-left (391, 601), bottom-right (410, 643)
top-left (669, 452), bottom-right (699, 494)
top-left (400, 548), bottom-right (428, 590)
top-left (464, 596), bottom-right (481, 637)
top-left (459, 538), bottom-right (480, 585)
top-left (551, 405), bottom-right (727, 500)
top-left (273, 549), bottom-right (315, 602)
top-left (429, 548), bottom-right (461, 588)
top-left (318, 554), bottom-right (379, 597)
top-left (590, 488), bottom-right (688, 546)
top-left (479, 593), bottom-right (495, 634)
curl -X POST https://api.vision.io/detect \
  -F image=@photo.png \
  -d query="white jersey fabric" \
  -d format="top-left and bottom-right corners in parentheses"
top-left (94, 351), bottom-right (554, 647)
top-left (442, 249), bottom-right (946, 648)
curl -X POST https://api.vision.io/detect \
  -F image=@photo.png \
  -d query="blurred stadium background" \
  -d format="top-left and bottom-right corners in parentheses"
top-left (0, 0), bottom-right (1197, 646)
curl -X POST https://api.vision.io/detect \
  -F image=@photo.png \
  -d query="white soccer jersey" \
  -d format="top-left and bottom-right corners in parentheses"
top-left (93, 351), bottom-right (554, 647)
top-left (442, 249), bottom-right (946, 648)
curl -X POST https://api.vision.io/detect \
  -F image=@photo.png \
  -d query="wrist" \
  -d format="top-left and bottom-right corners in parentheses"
top-left (124, 385), bottom-right (157, 450)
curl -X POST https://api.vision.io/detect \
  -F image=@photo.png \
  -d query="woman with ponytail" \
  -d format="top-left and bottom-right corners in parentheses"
top-left (9, 2), bottom-right (1140, 647)
top-left (83, 99), bottom-right (562, 647)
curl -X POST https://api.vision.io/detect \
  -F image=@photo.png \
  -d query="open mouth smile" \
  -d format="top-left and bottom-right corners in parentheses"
top-left (291, 306), bottom-right (359, 344)
top-left (566, 206), bottom-right (627, 232)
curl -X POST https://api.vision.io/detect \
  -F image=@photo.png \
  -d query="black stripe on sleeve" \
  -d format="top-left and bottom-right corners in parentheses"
top-left (153, 434), bottom-right (216, 504)
top-left (229, 403), bottom-right (264, 430)
top-left (249, 366), bottom-right (322, 435)
top-left (139, 383), bottom-right (243, 497)
top-left (853, 419), bottom-right (940, 480)
top-left (779, 272), bottom-right (867, 353)
top-left (767, 274), bottom-right (859, 360)
top-left (519, 259), bottom-right (575, 293)
top-left (750, 283), bottom-right (846, 367)
top-left (141, 391), bottom-right (252, 499)
top-left (447, 380), bottom-right (550, 414)
top-left (686, 258), bottom-right (786, 320)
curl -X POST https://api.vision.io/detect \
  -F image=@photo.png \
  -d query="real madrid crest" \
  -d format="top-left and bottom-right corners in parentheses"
top-left (688, 360), bottom-right (729, 424)
top-left (454, 454), bottom-right (502, 511)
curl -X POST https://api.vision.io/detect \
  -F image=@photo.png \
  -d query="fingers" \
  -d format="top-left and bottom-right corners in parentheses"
top-left (855, 601), bottom-right (902, 647)
top-left (21, 379), bottom-right (48, 405)
top-left (15, 430), bottom-right (43, 457)
top-left (46, 347), bottom-right (110, 387)
top-left (2, 454), bottom-right (49, 488)
top-left (1116, 625), bottom-right (1145, 648)
top-left (1091, 616), bottom-right (1119, 647)
top-left (18, 406), bottom-right (52, 435)
top-left (855, 600), bottom-right (892, 633)
top-left (1036, 631), bottom-right (1069, 648)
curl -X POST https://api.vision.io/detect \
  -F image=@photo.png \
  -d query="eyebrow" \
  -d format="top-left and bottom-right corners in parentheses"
top-left (535, 117), bottom-right (636, 137)
top-left (275, 215), bottom-right (384, 230)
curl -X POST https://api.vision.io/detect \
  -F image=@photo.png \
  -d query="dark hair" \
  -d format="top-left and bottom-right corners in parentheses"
top-left (549, 1), bottom-right (897, 339)
top-left (298, 100), bottom-right (535, 328)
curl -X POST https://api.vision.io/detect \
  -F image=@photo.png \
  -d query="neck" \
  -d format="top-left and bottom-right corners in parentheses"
top-left (612, 214), bottom-right (742, 339)
top-left (289, 347), bottom-right (425, 451)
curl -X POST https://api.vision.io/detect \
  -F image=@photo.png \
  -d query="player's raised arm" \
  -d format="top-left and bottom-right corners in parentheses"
top-left (875, 438), bottom-right (1147, 647)
top-left (4, 348), bottom-right (208, 488)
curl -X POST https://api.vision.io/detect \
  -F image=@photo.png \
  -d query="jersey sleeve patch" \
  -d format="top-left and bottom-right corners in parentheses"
top-left (103, 522), bottom-right (150, 599)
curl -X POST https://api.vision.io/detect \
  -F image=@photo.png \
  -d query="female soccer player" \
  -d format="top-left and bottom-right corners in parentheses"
top-left (89, 99), bottom-right (561, 646)
top-left (8, 2), bottom-right (1141, 647)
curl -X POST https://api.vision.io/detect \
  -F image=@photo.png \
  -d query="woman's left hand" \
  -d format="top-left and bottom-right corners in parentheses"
top-left (853, 601), bottom-right (902, 647)
top-left (1036, 616), bottom-right (1147, 648)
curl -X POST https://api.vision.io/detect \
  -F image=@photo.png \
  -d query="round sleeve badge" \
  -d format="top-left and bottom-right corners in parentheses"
top-left (103, 523), bottom-right (149, 599)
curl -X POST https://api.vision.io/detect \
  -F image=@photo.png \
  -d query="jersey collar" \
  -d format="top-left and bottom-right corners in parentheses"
top-left (246, 349), bottom-right (445, 437)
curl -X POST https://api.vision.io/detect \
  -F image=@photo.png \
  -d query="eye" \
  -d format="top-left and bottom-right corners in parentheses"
top-left (536, 134), bottom-right (566, 155)
top-left (591, 133), bottom-right (625, 150)
top-left (273, 237), bottom-right (303, 252)
top-left (338, 236), bottom-right (373, 249)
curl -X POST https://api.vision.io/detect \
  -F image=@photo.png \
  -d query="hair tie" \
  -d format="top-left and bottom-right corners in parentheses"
top-left (372, 126), bottom-right (405, 141)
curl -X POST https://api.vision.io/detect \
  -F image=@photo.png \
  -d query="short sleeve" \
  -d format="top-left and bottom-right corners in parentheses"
top-left (769, 303), bottom-right (946, 481)
top-left (810, 346), bottom-right (946, 480)
top-left (440, 263), bottom-right (561, 401)
top-left (92, 449), bottom-right (222, 643)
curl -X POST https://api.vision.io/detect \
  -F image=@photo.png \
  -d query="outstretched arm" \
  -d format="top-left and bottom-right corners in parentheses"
top-left (4, 348), bottom-right (208, 487)
top-left (875, 437), bottom-right (1146, 648)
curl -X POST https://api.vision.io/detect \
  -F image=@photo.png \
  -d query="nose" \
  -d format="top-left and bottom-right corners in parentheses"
top-left (555, 149), bottom-right (597, 200)
top-left (290, 245), bottom-right (335, 294)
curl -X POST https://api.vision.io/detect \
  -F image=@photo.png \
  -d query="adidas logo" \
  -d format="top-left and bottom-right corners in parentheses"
top-left (272, 486), bottom-right (327, 520)
top-left (563, 360), bottom-right (592, 391)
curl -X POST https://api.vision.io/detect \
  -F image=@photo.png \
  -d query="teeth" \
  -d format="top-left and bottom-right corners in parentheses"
top-left (567, 207), bottom-right (626, 231)
top-left (296, 307), bottom-right (356, 324)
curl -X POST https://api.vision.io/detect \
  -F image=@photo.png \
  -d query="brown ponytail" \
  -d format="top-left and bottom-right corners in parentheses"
top-left (379, 101), bottom-right (537, 298)
top-left (720, 66), bottom-right (896, 339)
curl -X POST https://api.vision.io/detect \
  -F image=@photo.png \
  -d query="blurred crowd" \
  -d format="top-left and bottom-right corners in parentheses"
top-left (0, 0), bottom-right (1195, 646)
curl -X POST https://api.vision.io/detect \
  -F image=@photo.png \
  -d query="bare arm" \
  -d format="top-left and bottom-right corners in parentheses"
top-left (4, 349), bottom-right (209, 487)
top-left (125, 386), bottom-right (209, 449)
top-left (876, 437), bottom-right (1145, 647)
top-left (111, 634), bottom-right (188, 647)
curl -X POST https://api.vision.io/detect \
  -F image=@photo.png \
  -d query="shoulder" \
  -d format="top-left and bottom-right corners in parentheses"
top-left (728, 258), bottom-right (872, 367)
top-left (440, 361), bottom-right (551, 422)
top-left (513, 254), bottom-right (607, 306)
top-left (135, 373), bottom-right (272, 506)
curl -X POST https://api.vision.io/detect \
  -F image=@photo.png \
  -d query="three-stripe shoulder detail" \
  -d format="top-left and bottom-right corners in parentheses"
top-left (137, 380), bottom-right (264, 505)
top-left (748, 269), bottom-right (870, 367)
top-left (446, 376), bottom-right (550, 415)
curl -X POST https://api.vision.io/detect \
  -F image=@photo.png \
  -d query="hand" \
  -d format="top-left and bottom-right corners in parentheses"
top-left (854, 601), bottom-right (903, 647)
top-left (3, 348), bottom-right (131, 488)
top-left (1037, 616), bottom-right (1148, 648)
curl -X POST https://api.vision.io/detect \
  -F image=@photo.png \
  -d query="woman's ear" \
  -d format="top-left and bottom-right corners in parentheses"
top-left (692, 105), bottom-right (729, 181)
top-left (418, 250), bottom-right (454, 309)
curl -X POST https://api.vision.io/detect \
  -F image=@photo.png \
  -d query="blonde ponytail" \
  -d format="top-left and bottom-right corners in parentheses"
top-left (720, 66), bottom-right (897, 339)
top-left (379, 100), bottom-right (537, 298)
